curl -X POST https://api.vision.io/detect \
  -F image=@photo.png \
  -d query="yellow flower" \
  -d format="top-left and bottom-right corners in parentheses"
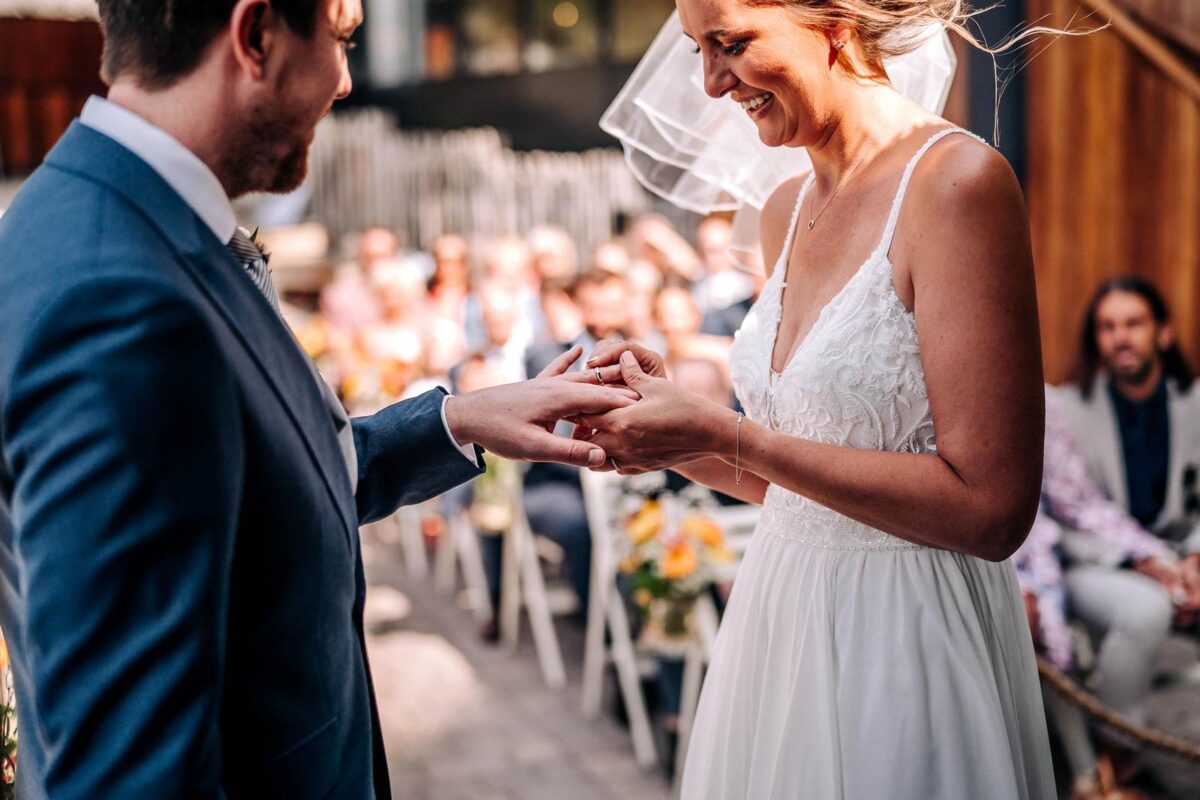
top-left (680, 514), bottom-right (724, 548)
top-left (627, 500), bottom-right (664, 545)
top-left (633, 588), bottom-right (654, 608)
top-left (619, 554), bottom-right (643, 575)
top-left (662, 541), bottom-right (699, 580)
top-left (708, 545), bottom-right (735, 564)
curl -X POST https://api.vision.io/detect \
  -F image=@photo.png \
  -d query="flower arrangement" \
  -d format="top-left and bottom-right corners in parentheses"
top-left (0, 634), bottom-right (15, 797)
top-left (616, 476), bottom-right (733, 640)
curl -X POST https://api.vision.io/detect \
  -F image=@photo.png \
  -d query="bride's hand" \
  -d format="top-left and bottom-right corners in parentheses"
top-left (585, 339), bottom-right (667, 382)
top-left (576, 351), bottom-right (734, 474)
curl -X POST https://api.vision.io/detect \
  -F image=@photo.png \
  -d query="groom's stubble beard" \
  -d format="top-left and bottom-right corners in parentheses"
top-left (221, 96), bottom-right (320, 199)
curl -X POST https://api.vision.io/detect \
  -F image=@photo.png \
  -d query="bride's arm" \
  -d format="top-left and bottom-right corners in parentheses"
top-left (587, 142), bottom-right (1044, 562)
top-left (672, 459), bottom-right (769, 505)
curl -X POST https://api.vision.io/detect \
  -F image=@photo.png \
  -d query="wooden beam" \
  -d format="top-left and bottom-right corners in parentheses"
top-left (1081, 0), bottom-right (1200, 102)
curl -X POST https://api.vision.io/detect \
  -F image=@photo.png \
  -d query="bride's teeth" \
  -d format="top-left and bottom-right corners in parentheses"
top-left (740, 93), bottom-right (771, 111)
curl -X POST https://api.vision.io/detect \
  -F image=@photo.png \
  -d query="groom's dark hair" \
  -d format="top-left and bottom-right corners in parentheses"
top-left (97, 0), bottom-right (323, 88)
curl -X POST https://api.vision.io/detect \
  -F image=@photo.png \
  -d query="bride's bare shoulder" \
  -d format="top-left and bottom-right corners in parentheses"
top-left (760, 175), bottom-right (807, 279)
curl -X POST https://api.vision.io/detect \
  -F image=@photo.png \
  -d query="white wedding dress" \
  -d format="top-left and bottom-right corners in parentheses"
top-left (679, 129), bottom-right (1057, 799)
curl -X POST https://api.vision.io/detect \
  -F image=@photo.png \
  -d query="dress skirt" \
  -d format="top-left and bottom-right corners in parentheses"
top-left (679, 523), bottom-right (1057, 800)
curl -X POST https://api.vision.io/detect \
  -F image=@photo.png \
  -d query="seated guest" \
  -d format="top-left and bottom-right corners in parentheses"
top-left (428, 234), bottom-right (471, 324)
top-left (1052, 277), bottom-right (1200, 600)
top-left (655, 284), bottom-right (732, 386)
top-left (701, 269), bottom-right (767, 339)
top-left (623, 260), bottom-right (667, 351)
top-left (464, 237), bottom-right (545, 354)
top-left (1049, 277), bottom-right (1200, 784)
top-left (527, 225), bottom-right (578, 284)
top-left (1020, 388), bottom-right (1185, 798)
top-left (498, 269), bottom-right (635, 629)
top-left (318, 226), bottom-right (396, 334)
top-left (690, 215), bottom-right (754, 315)
top-left (536, 277), bottom-right (585, 349)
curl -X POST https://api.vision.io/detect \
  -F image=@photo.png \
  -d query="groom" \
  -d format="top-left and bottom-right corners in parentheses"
top-left (0, 1), bottom-right (634, 797)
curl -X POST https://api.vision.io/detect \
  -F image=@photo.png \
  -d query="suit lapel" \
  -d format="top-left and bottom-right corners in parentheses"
top-left (1158, 382), bottom-right (1189, 529)
top-left (45, 123), bottom-right (359, 546)
top-left (1093, 388), bottom-right (1130, 509)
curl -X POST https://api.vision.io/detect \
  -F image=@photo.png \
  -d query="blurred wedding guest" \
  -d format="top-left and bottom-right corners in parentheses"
top-left (428, 234), bottom-right (471, 321)
top-left (528, 224), bottom-right (578, 283)
top-left (464, 236), bottom-right (544, 353)
top-left (475, 280), bottom-right (528, 384)
top-left (701, 268), bottom-right (767, 339)
top-left (361, 257), bottom-right (431, 404)
top-left (537, 277), bottom-right (585, 348)
top-left (1022, 388), bottom-right (1190, 797)
top-left (655, 284), bottom-right (732, 385)
top-left (592, 239), bottom-right (632, 275)
top-left (318, 226), bottom-right (397, 333)
top-left (624, 259), bottom-right (666, 348)
top-left (628, 214), bottom-right (702, 284)
top-left (1053, 277), bottom-right (1200, 591)
top-left (572, 268), bottom-right (631, 348)
top-left (490, 269), bottom-right (638, 636)
top-left (691, 216), bottom-right (754, 314)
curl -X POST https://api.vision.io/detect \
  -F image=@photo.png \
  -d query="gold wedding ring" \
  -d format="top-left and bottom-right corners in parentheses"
top-left (594, 367), bottom-right (605, 386)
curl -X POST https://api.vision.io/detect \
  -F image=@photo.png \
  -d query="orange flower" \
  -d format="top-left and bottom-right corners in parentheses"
top-left (662, 541), bottom-right (699, 580)
top-left (627, 500), bottom-right (664, 545)
top-left (680, 514), bottom-right (723, 548)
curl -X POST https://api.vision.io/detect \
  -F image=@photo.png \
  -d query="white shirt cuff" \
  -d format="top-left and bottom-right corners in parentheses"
top-left (441, 394), bottom-right (482, 466)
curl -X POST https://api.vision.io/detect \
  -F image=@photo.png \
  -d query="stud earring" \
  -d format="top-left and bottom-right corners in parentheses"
top-left (833, 41), bottom-right (846, 51)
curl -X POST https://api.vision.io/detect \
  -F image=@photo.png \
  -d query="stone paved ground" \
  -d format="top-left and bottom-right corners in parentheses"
top-left (361, 527), bottom-right (1200, 800)
top-left (361, 530), bottom-right (672, 800)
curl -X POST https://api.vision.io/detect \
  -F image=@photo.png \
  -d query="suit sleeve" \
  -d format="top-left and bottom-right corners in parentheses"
top-left (4, 275), bottom-right (241, 798)
top-left (351, 388), bottom-right (484, 524)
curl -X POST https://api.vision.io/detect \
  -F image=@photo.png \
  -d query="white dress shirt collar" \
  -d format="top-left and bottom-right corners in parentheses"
top-left (79, 95), bottom-right (237, 244)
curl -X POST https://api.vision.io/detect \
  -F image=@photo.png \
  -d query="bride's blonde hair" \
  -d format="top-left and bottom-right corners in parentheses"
top-left (748, 0), bottom-right (1086, 64)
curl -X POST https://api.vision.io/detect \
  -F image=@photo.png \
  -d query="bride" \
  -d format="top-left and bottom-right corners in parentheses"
top-left (580, 1), bottom-right (1055, 798)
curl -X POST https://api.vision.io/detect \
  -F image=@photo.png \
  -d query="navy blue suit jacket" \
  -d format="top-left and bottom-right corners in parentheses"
top-left (0, 123), bottom-right (483, 798)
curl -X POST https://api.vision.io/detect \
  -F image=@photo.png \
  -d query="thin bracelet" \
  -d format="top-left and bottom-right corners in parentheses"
top-left (734, 412), bottom-right (745, 485)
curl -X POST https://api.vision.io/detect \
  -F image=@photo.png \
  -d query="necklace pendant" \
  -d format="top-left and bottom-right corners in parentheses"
top-left (807, 218), bottom-right (815, 230)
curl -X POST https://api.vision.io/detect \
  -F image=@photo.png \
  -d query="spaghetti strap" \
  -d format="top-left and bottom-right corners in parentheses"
top-left (876, 127), bottom-right (989, 259)
top-left (773, 174), bottom-right (814, 286)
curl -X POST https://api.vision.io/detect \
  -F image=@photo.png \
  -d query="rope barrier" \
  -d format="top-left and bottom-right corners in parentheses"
top-left (1038, 657), bottom-right (1200, 763)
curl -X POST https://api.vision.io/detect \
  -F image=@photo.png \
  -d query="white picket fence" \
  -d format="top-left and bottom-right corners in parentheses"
top-left (305, 109), bottom-right (655, 256)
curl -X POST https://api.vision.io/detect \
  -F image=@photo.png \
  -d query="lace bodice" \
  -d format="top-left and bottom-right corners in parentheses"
top-left (730, 128), bottom-right (980, 550)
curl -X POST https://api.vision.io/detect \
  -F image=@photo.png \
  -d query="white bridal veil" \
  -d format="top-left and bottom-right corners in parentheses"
top-left (600, 12), bottom-right (958, 271)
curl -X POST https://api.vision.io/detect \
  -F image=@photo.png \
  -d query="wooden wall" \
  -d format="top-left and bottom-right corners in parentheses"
top-left (0, 18), bottom-right (104, 175)
top-left (1024, 0), bottom-right (1200, 383)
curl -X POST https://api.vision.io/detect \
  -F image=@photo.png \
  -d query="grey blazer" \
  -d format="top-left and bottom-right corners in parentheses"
top-left (1050, 379), bottom-right (1200, 561)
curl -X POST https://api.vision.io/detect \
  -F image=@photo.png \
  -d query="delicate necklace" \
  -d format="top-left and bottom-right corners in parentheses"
top-left (807, 153), bottom-right (871, 231)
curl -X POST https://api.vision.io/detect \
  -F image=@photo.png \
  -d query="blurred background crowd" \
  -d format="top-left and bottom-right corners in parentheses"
top-left (1, 0), bottom-right (1198, 799)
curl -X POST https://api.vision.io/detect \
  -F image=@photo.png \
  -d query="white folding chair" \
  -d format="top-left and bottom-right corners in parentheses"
top-left (392, 505), bottom-right (430, 581)
top-left (432, 508), bottom-right (493, 625)
top-left (497, 480), bottom-right (568, 691)
top-left (579, 469), bottom-right (659, 768)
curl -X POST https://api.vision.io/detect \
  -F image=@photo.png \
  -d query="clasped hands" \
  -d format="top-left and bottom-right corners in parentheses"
top-left (444, 340), bottom-right (732, 473)
top-left (572, 340), bottom-right (734, 475)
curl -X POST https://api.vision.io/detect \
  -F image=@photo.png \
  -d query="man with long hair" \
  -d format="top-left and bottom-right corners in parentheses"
top-left (1051, 276), bottom-right (1200, 773)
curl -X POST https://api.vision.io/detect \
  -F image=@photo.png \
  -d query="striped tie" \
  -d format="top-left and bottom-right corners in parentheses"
top-left (227, 227), bottom-right (280, 312)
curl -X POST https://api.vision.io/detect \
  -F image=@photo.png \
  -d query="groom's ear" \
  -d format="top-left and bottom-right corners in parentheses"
top-left (229, 0), bottom-right (278, 82)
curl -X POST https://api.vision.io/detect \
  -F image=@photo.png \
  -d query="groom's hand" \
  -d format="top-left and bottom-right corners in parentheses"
top-left (444, 346), bottom-right (640, 467)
